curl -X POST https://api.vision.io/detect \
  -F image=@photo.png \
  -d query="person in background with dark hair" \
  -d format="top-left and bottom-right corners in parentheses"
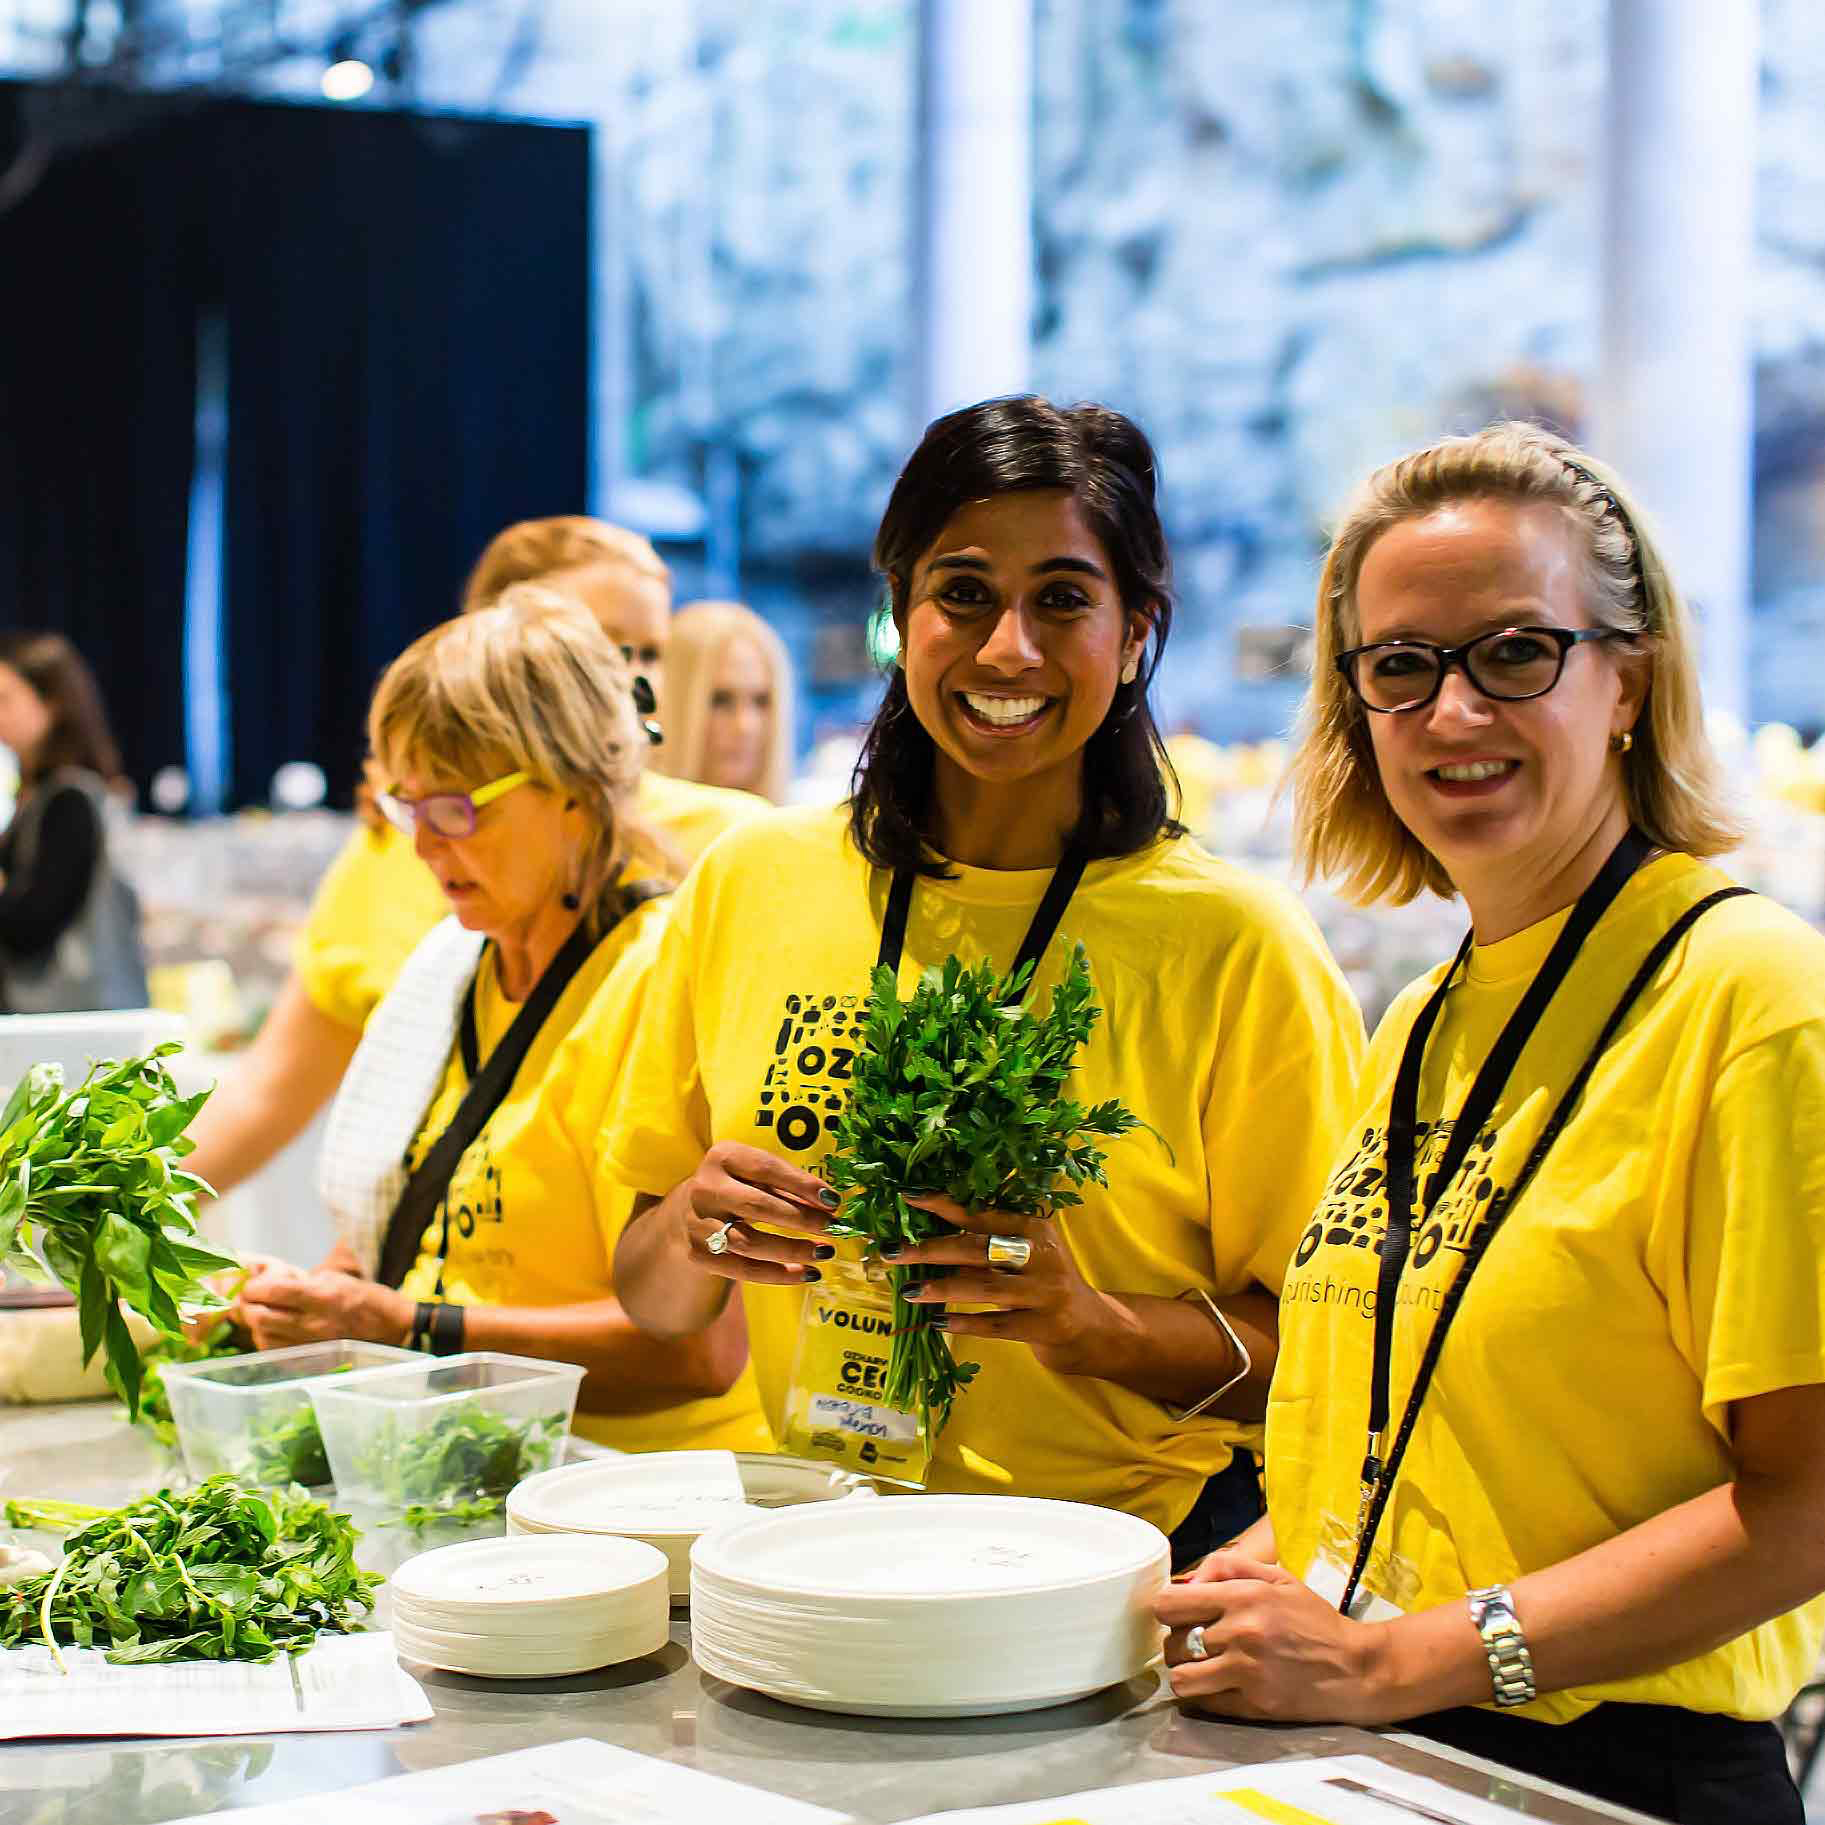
top-left (0, 631), bottom-right (147, 1012)
top-left (606, 396), bottom-right (1364, 1560)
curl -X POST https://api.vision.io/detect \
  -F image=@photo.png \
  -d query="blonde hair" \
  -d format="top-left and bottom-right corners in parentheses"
top-left (1291, 421), bottom-right (1742, 904)
top-left (368, 583), bottom-right (671, 931)
top-left (460, 515), bottom-right (669, 613)
top-left (657, 601), bottom-right (795, 803)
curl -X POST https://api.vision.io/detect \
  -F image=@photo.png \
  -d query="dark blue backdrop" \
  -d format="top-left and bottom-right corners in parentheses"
top-left (0, 83), bottom-right (591, 806)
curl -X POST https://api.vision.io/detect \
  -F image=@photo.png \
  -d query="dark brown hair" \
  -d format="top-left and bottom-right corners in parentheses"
top-left (0, 632), bottom-right (125, 786)
top-left (851, 394), bottom-right (1182, 877)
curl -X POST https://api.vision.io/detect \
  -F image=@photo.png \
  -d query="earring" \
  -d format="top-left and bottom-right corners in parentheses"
top-left (1611, 729), bottom-right (1634, 754)
top-left (1120, 658), bottom-right (1139, 685)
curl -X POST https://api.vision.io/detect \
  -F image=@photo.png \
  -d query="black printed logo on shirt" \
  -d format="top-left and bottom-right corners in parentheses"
top-left (1288, 1118), bottom-right (1507, 1287)
top-left (402, 1129), bottom-right (507, 1242)
top-left (754, 991), bottom-right (862, 1153)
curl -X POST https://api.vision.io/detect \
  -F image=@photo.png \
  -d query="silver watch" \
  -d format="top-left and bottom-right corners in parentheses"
top-left (1466, 1585), bottom-right (1536, 1708)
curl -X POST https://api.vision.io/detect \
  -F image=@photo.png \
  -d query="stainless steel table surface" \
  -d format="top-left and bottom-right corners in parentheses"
top-left (0, 1401), bottom-right (1655, 1824)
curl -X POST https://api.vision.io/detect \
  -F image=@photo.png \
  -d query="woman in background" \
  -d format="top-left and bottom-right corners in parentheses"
top-left (0, 631), bottom-right (146, 1012)
top-left (657, 601), bottom-right (796, 804)
top-left (184, 517), bottom-right (767, 1198)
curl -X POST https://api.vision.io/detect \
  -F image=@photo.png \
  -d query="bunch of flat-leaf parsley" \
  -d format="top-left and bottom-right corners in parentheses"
top-left (820, 944), bottom-right (1152, 1438)
top-left (0, 1046), bottom-right (236, 1419)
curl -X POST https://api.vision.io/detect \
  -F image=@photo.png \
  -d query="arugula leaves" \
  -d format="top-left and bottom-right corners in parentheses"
top-left (0, 1045), bottom-right (237, 1419)
top-left (356, 1408), bottom-right (567, 1527)
top-left (820, 945), bottom-right (1151, 1437)
top-left (0, 1476), bottom-right (382, 1667)
top-left (245, 1405), bottom-right (334, 1489)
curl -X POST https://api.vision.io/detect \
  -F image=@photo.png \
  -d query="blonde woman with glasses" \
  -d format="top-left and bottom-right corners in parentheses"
top-left (232, 586), bottom-right (767, 1453)
top-left (183, 516), bottom-right (768, 1203)
top-left (1154, 423), bottom-right (1825, 1823)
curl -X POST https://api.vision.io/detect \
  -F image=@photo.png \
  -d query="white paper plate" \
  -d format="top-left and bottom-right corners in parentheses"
top-left (506, 1451), bottom-right (879, 1599)
top-left (392, 1613), bottom-right (668, 1671)
top-left (392, 1625), bottom-right (665, 1679)
top-left (689, 1495), bottom-right (1168, 1718)
top-left (390, 1532), bottom-right (669, 1634)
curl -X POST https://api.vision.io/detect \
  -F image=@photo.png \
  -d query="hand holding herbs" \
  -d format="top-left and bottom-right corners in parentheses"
top-left (0, 1045), bottom-right (237, 1420)
top-left (1, 1477), bottom-right (381, 1669)
top-left (820, 945), bottom-right (1153, 1436)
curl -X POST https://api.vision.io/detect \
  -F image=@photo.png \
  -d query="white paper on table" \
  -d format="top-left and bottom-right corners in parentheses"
top-left (167, 1736), bottom-right (854, 1825)
top-left (901, 1751), bottom-right (1573, 1824)
top-left (0, 1632), bottom-right (432, 1741)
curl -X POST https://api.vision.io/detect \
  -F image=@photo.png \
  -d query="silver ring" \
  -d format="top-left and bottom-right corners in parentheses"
top-left (986, 1233), bottom-right (1033, 1273)
top-left (704, 1221), bottom-right (737, 1257)
top-left (1185, 1624), bottom-right (1208, 1661)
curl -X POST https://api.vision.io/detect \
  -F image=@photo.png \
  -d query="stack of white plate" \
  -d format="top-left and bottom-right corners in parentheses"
top-left (690, 1494), bottom-right (1169, 1717)
top-left (506, 1450), bottom-right (879, 1599)
top-left (390, 1534), bottom-right (670, 1678)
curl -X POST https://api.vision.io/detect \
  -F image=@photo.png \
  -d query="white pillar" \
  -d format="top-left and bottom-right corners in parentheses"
top-left (1591, 0), bottom-right (1758, 723)
top-left (914, 0), bottom-right (1034, 426)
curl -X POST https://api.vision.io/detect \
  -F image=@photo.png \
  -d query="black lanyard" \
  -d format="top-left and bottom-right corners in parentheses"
top-left (876, 841), bottom-right (1091, 991)
top-left (1341, 831), bottom-right (1750, 1613)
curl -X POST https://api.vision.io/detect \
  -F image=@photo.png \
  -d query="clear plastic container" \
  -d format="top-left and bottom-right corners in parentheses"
top-left (160, 1340), bottom-right (418, 1486)
top-left (308, 1351), bottom-right (582, 1516)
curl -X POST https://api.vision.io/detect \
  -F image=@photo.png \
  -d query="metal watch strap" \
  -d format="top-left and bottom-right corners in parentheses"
top-left (1466, 1584), bottom-right (1536, 1708)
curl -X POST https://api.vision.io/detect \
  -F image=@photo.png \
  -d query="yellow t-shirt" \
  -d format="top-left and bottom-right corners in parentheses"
top-left (600, 804), bottom-right (1364, 1533)
top-left (396, 904), bottom-right (770, 1454)
top-left (294, 824), bottom-right (450, 1033)
top-left (1268, 853), bottom-right (1825, 1724)
top-left (295, 773), bottom-right (769, 1031)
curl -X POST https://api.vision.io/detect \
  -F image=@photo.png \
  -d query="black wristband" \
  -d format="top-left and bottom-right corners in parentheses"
top-left (427, 1300), bottom-right (466, 1357)
top-left (408, 1301), bottom-right (438, 1353)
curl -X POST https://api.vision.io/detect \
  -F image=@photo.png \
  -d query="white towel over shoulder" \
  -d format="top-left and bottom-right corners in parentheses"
top-left (318, 916), bottom-right (485, 1278)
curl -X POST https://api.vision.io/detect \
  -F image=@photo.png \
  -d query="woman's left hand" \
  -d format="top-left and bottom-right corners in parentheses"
top-left (238, 1263), bottom-right (412, 1350)
top-left (886, 1193), bottom-right (1112, 1376)
top-left (1152, 1550), bottom-right (1395, 1726)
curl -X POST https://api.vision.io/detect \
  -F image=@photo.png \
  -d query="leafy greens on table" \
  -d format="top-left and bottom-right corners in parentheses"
top-left (819, 944), bottom-right (1153, 1438)
top-left (0, 1477), bottom-right (382, 1668)
top-left (358, 1407), bottom-right (567, 1529)
top-left (0, 1044), bottom-right (237, 1420)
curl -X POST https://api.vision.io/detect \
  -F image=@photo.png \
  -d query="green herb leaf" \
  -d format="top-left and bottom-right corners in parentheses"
top-left (821, 943), bottom-right (1155, 1438)
top-left (0, 1476), bottom-right (382, 1665)
top-left (0, 1047), bottom-right (232, 1417)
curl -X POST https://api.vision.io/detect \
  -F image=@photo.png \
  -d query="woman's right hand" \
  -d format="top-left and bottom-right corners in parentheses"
top-left (678, 1141), bottom-right (841, 1287)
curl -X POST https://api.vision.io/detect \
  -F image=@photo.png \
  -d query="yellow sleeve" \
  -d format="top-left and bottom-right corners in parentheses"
top-left (294, 825), bottom-right (446, 1030)
top-left (1202, 907), bottom-right (1367, 1297)
top-left (596, 884), bottom-right (714, 1202)
top-left (1674, 1019), bottom-right (1825, 1434)
top-left (549, 906), bottom-right (670, 1260)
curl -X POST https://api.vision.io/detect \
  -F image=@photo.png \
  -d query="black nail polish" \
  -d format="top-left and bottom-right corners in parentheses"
top-left (818, 1188), bottom-right (841, 1208)
top-left (812, 1244), bottom-right (836, 1260)
top-left (802, 1266), bottom-right (822, 1283)
top-left (901, 1278), bottom-right (926, 1298)
top-left (880, 1244), bottom-right (904, 1261)
top-left (927, 1313), bottom-right (949, 1330)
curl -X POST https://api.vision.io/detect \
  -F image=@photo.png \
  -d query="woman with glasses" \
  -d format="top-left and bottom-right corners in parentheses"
top-left (231, 586), bottom-right (768, 1453)
top-left (183, 516), bottom-right (768, 1204)
top-left (1154, 424), bottom-right (1825, 1823)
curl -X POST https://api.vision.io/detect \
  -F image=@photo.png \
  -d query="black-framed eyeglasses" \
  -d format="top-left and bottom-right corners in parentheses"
top-left (1335, 626), bottom-right (1628, 714)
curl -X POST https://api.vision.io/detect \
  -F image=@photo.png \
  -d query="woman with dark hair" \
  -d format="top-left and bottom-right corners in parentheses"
top-left (606, 396), bottom-right (1363, 1557)
top-left (0, 631), bottom-right (147, 1012)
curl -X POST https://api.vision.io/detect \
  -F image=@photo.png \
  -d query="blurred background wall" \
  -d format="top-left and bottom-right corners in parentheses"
top-left (2, 0), bottom-right (1824, 785)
